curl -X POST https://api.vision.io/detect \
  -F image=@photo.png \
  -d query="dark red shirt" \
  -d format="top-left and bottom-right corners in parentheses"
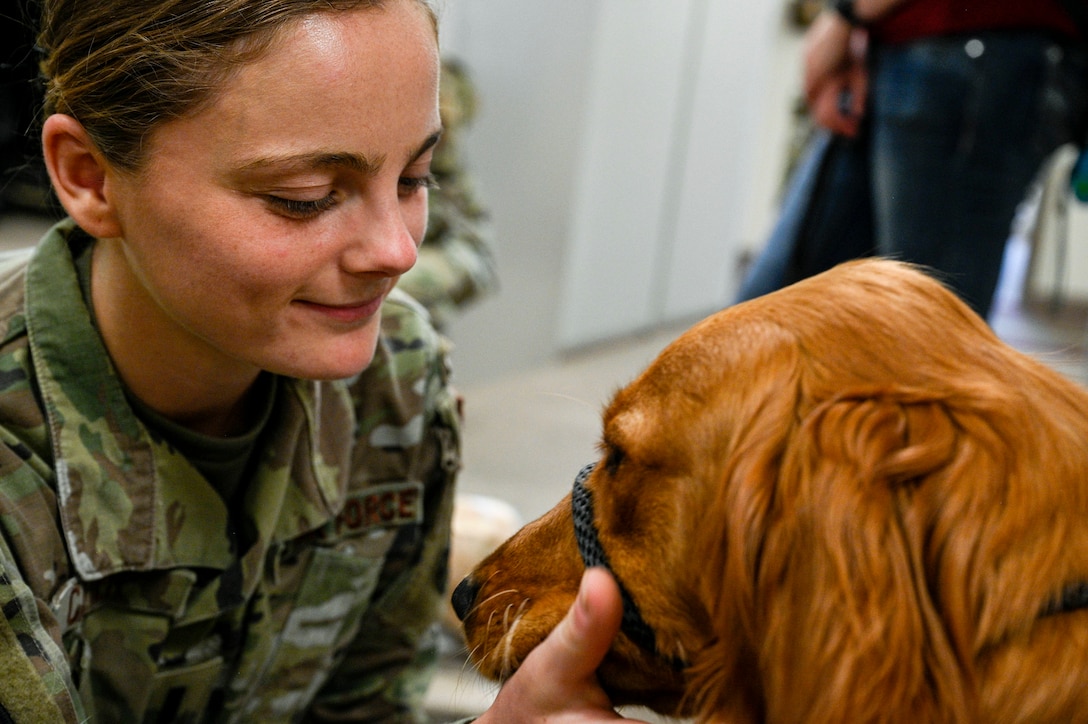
top-left (871, 0), bottom-right (1082, 45)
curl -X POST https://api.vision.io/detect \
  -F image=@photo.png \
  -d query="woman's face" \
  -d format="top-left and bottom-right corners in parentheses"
top-left (103, 1), bottom-right (441, 381)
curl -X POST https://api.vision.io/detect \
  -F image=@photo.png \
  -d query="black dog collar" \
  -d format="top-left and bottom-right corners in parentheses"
top-left (571, 462), bottom-right (684, 669)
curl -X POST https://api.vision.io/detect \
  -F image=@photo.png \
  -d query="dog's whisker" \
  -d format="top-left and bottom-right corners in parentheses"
top-left (484, 607), bottom-right (507, 674)
top-left (536, 391), bottom-right (598, 411)
top-left (481, 609), bottom-right (502, 667)
top-left (500, 602), bottom-right (514, 631)
top-left (473, 587), bottom-right (520, 613)
top-left (460, 641), bottom-right (488, 682)
top-left (501, 606), bottom-right (525, 677)
top-left (461, 571), bottom-right (519, 621)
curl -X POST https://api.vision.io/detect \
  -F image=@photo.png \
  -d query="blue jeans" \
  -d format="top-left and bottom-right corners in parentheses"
top-left (738, 31), bottom-right (1088, 320)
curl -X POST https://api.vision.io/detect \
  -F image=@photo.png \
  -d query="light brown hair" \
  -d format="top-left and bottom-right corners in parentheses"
top-left (38, 0), bottom-right (438, 172)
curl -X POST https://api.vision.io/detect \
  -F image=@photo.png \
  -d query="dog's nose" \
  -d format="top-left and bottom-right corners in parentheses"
top-left (451, 576), bottom-right (479, 621)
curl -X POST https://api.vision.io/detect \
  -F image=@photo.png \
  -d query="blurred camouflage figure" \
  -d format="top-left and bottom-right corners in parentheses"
top-left (398, 58), bottom-right (499, 331)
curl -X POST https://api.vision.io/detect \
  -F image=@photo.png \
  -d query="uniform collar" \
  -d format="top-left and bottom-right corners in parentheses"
top-left (24, 221), bottom-right (349, 581)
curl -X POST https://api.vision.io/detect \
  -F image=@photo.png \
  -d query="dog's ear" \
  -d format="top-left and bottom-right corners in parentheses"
top-left (757, 391), bottom-right (978, 721)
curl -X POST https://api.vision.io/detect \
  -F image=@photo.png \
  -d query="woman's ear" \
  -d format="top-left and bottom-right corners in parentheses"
top-left (41, 114), bottom-right (123, 238)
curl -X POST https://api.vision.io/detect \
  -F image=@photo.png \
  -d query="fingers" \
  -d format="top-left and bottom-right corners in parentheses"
top-left (808, 76), bottom-right (865, 136)
top-left (476, 567), bottom-right (635, 723)
top-left (808, 84), bottom-right (860, 136)
top-left (808, 62), bottom-right (868, 137)
top-left (547, 567), bottom-right (624, 688)
top-left (802, 12), bottom-right (853, 104)
top-left (802, 11), bottom-right (872, 137)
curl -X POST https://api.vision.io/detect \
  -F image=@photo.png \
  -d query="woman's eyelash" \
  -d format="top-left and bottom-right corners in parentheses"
top-left (266, 193), bottom-right (338, 218)
top-left (400, 174), bottom-right (439, 192)
top-left (265, 175), bottom-right (436, 218)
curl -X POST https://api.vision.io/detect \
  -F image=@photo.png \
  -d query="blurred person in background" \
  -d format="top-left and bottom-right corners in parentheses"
top-left (738, 0), bottom-right (1088, 321)
top-left (398, 58), bottom-right (499, 333)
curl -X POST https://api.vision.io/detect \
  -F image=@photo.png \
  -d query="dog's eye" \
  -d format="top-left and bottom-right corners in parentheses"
top-left (605, 447), bottom-right (625, 475)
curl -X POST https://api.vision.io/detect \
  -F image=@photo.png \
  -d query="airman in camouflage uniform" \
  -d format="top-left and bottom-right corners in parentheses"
top-left (397, 59), bottom-right (499, 332)
top-left (0, 219), bottom-right (461, 722)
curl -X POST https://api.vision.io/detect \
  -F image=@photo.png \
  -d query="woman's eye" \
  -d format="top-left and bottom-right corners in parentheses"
top-left (265, 192), bottom-right (338, 219)
top-left (398, 174), bottom-right (439, 197)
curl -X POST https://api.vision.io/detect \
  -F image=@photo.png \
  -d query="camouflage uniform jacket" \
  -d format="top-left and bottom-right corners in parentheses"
top-left (0, 221), bottom-right (462, 723)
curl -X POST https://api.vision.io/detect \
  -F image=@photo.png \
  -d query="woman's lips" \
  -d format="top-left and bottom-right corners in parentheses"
top-left (294, 294), bottom-right (385, 324)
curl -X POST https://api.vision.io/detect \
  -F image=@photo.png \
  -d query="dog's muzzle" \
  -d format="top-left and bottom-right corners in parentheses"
top-left (450, 463), bottom-right (686, 670)
top-left (572, 462), bottom-right (684, 670)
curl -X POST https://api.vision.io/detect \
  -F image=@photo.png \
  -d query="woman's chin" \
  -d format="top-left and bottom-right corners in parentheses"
top-left (263, 337), bottom-right (381, 381)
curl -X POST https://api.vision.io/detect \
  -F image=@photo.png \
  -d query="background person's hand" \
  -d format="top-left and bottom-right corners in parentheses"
top-left (803, 12), bottom-right (869, 137)
top-left (475, 567), bottom-right (649, 723)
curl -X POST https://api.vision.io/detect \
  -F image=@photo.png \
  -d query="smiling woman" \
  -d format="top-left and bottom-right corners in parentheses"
top-left (0, 1), bottom-right (654, 722)
top-left (0, 1), bottom-right (462, 722)
top-left (42, 1), bottom-right (443, 403)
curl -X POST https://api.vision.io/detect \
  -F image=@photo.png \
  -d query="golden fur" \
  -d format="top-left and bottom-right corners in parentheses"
top-left (457, 259), bottom-right (1088, 722)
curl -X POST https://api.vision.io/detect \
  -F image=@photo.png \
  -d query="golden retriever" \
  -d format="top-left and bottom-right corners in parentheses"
top-left (452, 259), bottom-right (1088, 722)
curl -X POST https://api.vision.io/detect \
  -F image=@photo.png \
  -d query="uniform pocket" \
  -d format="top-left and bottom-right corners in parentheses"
top-left (77, 602), bottom-right (227, 723)
top-left (224, 544), bottom-right (387, 722)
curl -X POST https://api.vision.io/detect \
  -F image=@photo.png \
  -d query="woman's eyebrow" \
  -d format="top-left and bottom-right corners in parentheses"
top-left (412, 129), bottom-right (443, 162)
top-left (233, 129), bottom-right (443, 177)
top-left (235, 150), bottom-right (381, 176)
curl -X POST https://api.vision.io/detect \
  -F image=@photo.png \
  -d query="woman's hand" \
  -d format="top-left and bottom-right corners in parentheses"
top-left (474, 568), bottom-right (649, 723)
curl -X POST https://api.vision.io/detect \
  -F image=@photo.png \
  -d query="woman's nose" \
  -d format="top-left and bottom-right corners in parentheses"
top-left (340, 197), bottom-right (421, 276)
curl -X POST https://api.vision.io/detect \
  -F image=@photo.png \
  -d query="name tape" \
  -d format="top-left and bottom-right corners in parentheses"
top-left (336, 481), bottom-right (424, 535)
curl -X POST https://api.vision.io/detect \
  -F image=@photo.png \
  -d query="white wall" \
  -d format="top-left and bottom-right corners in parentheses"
top-left (556, 1), bottom-right (699, 347)
top-left (439, 1), bottom-right (804, 383)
